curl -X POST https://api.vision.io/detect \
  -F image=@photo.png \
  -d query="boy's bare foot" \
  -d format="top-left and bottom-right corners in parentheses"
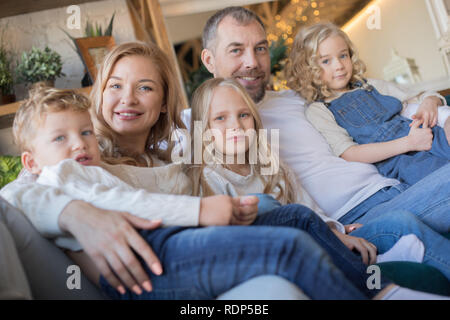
top-left (445, 117), bottom-right (450, 145)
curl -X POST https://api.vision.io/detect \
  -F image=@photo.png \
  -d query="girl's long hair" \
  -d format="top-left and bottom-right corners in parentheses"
top-left (90, 41), bottom-right (186, 166)
top-left (187, 77), bottom-right (296, 204)
top-left (286, 22), bottom-right (366, 103)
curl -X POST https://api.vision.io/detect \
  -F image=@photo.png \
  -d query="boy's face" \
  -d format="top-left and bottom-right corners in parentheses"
top-left (22, 110), bottom-right (102, 174)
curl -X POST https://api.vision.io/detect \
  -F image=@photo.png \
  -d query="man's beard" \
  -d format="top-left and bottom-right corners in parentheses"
top-left (249, 84), bottom-right (266, 103)
top-left (232, 70), bottom-right (268, 103)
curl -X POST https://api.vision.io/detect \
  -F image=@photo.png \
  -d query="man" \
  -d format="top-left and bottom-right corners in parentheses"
top-left (190, 6), bottom-right (450, 242)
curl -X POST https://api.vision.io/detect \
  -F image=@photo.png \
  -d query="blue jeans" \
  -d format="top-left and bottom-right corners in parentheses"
top-left (340, 163), bottom-right (450, 234)
top-left (253, 203), bottom-right (392, 298)
top-left (99, 205), bottom-right (391, 300)
top-left (350, 210), bottom-right (450, 280)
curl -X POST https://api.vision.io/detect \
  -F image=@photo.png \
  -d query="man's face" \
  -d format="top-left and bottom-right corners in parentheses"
top-left (202, 16), bottom-right (271, 103)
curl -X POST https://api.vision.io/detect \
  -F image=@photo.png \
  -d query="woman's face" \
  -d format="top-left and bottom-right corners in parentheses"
top-left (102, 55), bottom-right (166, 142)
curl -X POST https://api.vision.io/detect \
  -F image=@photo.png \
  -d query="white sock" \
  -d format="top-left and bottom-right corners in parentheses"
top-left (382, 286), bottom-right (450, 300)
top-left (376, 234), bottom-right (425, 263)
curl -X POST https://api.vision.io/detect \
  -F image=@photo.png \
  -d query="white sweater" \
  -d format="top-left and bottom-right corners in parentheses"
top-left (0, 160), bottom-right (200, 251)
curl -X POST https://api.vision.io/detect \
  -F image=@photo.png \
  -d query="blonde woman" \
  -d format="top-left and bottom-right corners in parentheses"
top-left (90, 41), bottom-right (186, 166)
top-left (287, 22), bottom-right (449, 186)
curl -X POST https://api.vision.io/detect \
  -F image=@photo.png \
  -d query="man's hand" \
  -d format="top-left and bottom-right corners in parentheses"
top-left (412, 96), bottom-right (441, 128)
top-left (332, 229), bottom-right (377, 265)
top-left (199, 195), bottom-right (259, 226)
top-left (59, 200), bottom-right (163, 295)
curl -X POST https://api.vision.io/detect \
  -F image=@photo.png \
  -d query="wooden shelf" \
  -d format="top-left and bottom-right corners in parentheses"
top-left (0, 0), bottom-right (105, 19)
top-left (0, 86), bottom-right (92, 130)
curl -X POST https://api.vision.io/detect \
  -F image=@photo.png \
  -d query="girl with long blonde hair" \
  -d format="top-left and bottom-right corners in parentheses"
top-left (287, 22), bottom-right (449, 186)
top-left (187, 77), bottom-right (296, 205)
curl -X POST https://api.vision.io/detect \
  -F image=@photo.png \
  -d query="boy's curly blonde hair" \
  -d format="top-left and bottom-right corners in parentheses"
top-left (286, 22), bottom-right (366, 103)
top-left (13, 82), bottom-right (91, 152)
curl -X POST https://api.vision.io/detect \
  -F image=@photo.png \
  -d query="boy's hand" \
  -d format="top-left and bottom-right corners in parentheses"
top-left (406, 119), bottom-right (433, 151)
top-left (412, 96), bottom-right (441, 128)
top-left (199, 195), bottom-right (259, 226)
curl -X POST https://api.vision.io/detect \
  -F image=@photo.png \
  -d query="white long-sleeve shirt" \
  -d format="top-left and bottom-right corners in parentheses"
top-left (0, 160), bottom-right (200, 251)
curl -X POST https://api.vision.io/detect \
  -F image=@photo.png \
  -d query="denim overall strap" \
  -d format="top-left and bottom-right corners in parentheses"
top-left (326, 82), bottom-right (449, 185)
top-left (325, 82), bottom-right (404, 144)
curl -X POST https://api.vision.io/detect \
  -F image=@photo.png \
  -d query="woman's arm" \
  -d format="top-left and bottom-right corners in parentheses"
top-left (0, 168), bottom-right (164, 295)
top-left (340, 119), bottom-right (433, 163)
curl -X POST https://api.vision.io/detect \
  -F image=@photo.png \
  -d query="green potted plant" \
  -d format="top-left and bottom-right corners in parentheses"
top-left (0, 26), bottom-right (15, 105)
top-left (0, 56), bottom-right (14, 104)
top-left (0, 155), bottom-right (22, 189)
top-left (16, 46), bottom-right (65, 87)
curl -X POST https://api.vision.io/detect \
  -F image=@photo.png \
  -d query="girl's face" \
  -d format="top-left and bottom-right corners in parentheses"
top-left (317, 35), bottom-right (353, 92)
top-left (101, 55), bottom-right (166, 142)
top-left (208, 86), bottom-right (255, 157)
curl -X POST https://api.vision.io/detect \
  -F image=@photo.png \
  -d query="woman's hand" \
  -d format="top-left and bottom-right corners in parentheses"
top-left (412, 96), bottom-right (441, 128)
top-left (59, 200), bottom-right (163, 295)
top-left (332, 229), bottom-right (377, 265)
top-left (199, 195), bottom-right (259, 226)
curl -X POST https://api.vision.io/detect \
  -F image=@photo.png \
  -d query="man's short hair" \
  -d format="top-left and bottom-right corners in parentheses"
top-left (202, 6), bottom-right (265, 51)
top-left (13, 82), bottom-right (91, 152)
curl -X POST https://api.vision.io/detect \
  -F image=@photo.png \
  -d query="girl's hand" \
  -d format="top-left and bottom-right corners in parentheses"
top-left (332, 229), bottom-right (377, 265)
top-left (407, 119), bottom-right (433, 151)
top-left (412, 96), bottom-right (441, 128)
top-left (231, 196), bottom-right (259, 225)
top-left (199, 195), bottom-right (259, 226)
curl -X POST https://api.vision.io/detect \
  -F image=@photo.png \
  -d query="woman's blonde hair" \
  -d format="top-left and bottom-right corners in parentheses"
top-left (286, 22), bottom-right (366, 103)
top-left (90, 41), bottom-right (186, 166)
top-left (187, 77), bottom-right (296, 204)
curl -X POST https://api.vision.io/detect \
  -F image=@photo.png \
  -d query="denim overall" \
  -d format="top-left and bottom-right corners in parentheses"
top-left (325, 80), bottom-right (449, 185)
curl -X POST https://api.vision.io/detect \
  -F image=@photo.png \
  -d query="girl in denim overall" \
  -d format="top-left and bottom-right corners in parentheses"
top-left (290, 22), bottom-right (449, 186)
